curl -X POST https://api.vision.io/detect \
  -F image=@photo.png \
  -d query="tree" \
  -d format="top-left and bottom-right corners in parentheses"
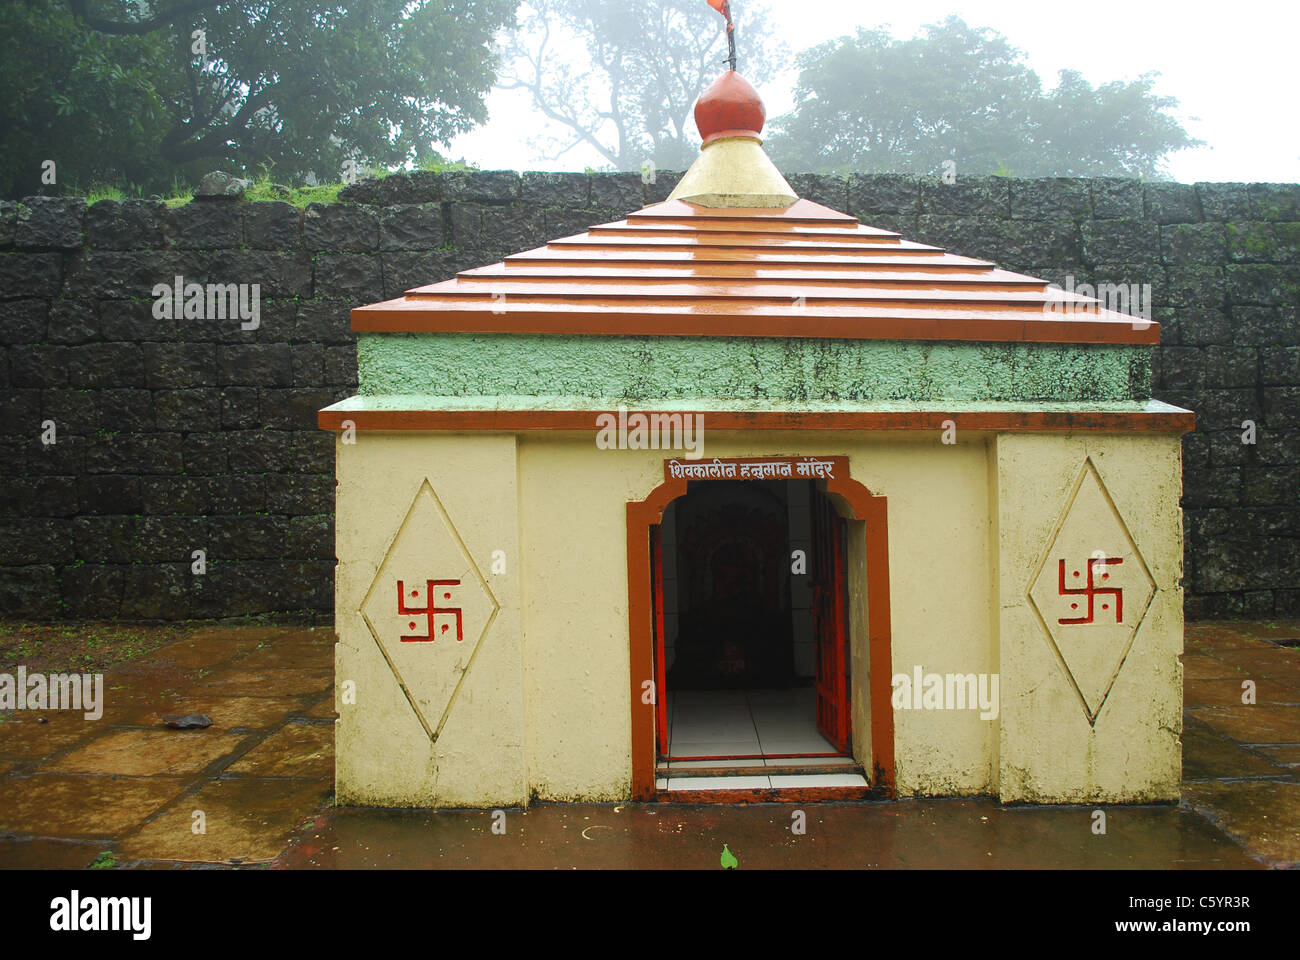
top-left (0, 1), bottom-right (173, 196)
top-left (501, 0), bottom-right (787, 172)
top-left (765, 16), bottom-right (1202, 179)
top-left (1030, 69), bottom-right (1200, 178)
top-left (0, 0), bottom-right (518, 198)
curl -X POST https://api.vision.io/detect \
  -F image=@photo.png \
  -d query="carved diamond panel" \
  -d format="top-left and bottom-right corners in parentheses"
top-left (360, 479), bottom-right (499, 740)
top-left (1026, 459), bottom-right (1156, 724)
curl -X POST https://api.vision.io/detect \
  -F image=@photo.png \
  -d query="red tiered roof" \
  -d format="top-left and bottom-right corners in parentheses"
top-left (351, 197), bottom-right (1158, 346)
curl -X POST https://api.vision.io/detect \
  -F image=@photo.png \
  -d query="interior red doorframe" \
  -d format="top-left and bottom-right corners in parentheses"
top-left (650, 525), bottom-right (668, 753)
top-left (626, 457), bottom-right (895, 800)
top-left (811, 495), bottom-right (850, 754)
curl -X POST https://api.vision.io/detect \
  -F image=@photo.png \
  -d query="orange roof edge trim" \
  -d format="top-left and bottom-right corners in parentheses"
top-left (348, 304), bottom-right (1160, 346)
top-left (318, 407), bottom-right (1194, 435)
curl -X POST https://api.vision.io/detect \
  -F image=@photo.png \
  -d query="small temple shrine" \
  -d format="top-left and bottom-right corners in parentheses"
top-left (320, 11), bottom-right (1193, 807)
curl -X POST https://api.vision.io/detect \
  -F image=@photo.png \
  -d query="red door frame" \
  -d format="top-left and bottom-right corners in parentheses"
top-left (650, 525), bottom-right (669, 753)
top-left (626, 456), bottom-right (894, 800)
top-left (811, 488), bottom-right (850, 753)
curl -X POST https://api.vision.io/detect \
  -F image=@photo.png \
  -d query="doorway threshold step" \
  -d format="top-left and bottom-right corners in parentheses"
top-left (657, 760), bottom-right (861, 779)
top-left (655, 772), bottom-right (869, 791)
top-left (653, 772), bottom-right (873, 803)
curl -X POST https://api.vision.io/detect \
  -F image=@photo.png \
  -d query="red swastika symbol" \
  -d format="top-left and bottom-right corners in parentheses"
top-left (1057, 558), bottom-right (1123, 625)
top-left (396, 579), bottom-right (464, 642)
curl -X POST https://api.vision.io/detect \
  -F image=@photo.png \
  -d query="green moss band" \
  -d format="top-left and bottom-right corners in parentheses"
top-left (358, 333), bottom-right (1152, 404)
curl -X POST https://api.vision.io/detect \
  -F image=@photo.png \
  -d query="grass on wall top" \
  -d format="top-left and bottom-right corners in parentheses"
top-left (67, 156), bottom-right (481, 208)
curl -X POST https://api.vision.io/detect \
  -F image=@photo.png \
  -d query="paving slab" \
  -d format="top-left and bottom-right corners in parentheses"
top-left (0, 711), bottom-right (105, 762)
top-left (1180, 653), bottom-right (1245, 681)
top-left (1187, 676), bottom-right (1300, 707)
top-left (198, 667), bottom-right (333, 698)
top-left (1186, 623), bottom-right (1282, 650)
top-left (1183, 780), bottom-right (1300, 867)
top-left (128, 695), bottom-right (308, 731)
top-left (0, 774), bottom-right (186, 840)
top-left (118, 778), bottom-right (331, 864)
top-left (1215, 653), bottom-right (1300, 679)
top-left (226, 723), bottom-right (333, 779)
top-left (1228, 620), bottom-right (1300, 640)
top-left (1181, 717), bottom-right (1289, 780)
top-left (94, 673), bottom-right (200, 725)
top-left (1185, 679), bottom-right (1253, 709)
top-left (0, 838), bottom-right (104, 869)
top-left (303, 696), bottom-right (337, 719)
top-left (1194, 705), bottom-right (1300, 745)
top-left (183, 626), bottom-right (307, 645)
top-left (45, 729), bottom-right (249, 777)
top-left (1255, 744), bottom-right (1300, 765)
top-left (140, 635), bottom-right (264, 670)
top-left (226, 630), bottom-right (334, 671)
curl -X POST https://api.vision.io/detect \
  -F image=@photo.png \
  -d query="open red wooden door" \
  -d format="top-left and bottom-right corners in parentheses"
top-left (650, 524), bottom-right (669, 755)
top-left (810, 486), bottom-right (849, 754)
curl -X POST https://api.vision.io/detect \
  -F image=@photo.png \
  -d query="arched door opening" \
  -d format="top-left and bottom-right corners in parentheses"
top-left (627, 456), bottom-right (894, 801)
top-left (653, 479), bottom-right (849, 763)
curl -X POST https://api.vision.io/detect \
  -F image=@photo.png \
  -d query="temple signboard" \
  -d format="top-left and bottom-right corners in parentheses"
top-left (665, 456), bottom-right (842, 482)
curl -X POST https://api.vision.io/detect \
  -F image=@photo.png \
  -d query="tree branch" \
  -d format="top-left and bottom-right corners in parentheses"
top-left (67, 0), bottom-right (223, 36)
top-left (504, 14), bottom-right (621, 167)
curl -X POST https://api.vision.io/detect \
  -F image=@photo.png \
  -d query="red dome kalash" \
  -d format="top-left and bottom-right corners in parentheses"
top-left (694, 70), bottom-right (767, 144)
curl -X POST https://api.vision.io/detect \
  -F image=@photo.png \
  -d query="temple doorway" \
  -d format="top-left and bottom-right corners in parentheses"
top-left (650, 478), bottom-right (853, 772)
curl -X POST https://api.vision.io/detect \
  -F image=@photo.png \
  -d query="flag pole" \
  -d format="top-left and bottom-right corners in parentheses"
top-left (708, 0), bottom-right (738, 72)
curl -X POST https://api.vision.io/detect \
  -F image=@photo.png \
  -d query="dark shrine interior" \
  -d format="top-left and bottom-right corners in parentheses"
top-left (665, 479), bottom-right (804, 690)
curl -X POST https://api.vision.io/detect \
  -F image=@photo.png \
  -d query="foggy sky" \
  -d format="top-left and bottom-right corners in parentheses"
top-left (449, 0), bottom-right (1298, 183)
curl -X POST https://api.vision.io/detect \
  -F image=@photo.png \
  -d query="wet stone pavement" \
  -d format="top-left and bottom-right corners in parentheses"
top-left (0, 620), bottom-right (1296, 869)
top-left (0, 625), bottom-right (335, 869)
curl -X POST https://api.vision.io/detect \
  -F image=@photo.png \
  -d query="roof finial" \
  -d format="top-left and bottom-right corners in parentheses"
top-left (668, 0), bottom-right (796, 208)
top-left (707, 0), bottom-right (737, 72)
